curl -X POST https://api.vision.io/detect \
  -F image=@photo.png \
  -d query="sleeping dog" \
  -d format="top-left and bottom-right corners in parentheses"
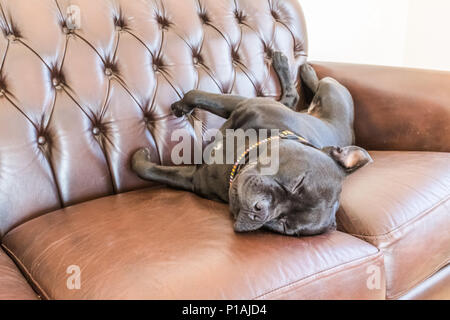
top-left (131, 52), bottom-right (372, 236)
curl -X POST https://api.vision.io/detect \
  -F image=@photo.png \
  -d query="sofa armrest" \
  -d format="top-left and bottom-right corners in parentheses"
top-left (311, 62), bottom-right (450, 152)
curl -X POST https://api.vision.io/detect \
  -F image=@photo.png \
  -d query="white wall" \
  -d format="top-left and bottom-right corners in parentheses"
top-left (301, 0), bottom-right (450, 71)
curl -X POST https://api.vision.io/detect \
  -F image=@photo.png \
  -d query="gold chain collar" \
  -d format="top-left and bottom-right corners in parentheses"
top-left (229, 130), bottom-right (312, 187)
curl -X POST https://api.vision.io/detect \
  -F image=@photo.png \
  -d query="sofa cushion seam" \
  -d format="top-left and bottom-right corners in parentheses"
top-left (252, 249), bottom-right (383, 299)
top-left (387, 261), bottom-right (450, 300)
top-left (345, 193), bottom-right (450, 239)
top-left (1, 243), bottom-right (50, 300)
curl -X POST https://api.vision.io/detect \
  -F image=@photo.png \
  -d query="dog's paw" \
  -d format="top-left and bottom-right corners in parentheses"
top-left (171, 100), bottom-right (193, 117)
top-left (131, 147), bottom-right (153, 173)
top-left (272, 51), bottom-right (289, 70)
top-left (300, 63), bottom-right (319, 93)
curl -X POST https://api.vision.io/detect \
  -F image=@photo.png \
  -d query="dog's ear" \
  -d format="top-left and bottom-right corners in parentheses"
top-left (323, 146), bottom-right (373, 174)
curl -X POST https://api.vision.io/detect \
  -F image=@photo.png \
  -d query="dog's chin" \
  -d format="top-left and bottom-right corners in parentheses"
top-left (228, 184), bottom-right (240, 219)
top-left (233, 216), bottom-right (265, 233)
top-left (228, 168), bottom-right (260, 217)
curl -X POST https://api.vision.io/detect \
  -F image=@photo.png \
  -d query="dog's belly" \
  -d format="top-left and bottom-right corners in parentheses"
top-left (216, 102), bottom-right (353, 150)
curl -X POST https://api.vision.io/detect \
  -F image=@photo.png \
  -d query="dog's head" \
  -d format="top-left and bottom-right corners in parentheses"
top-left (229, 139), bottom-right (372, 236)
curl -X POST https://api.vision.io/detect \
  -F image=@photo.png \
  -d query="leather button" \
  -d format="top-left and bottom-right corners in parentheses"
top-left (37, 136), bottom-right (46, 145)
top-left (0, 89), bottom-right (4, 97)
top-left (231, 49), bottom-right (239, 63)
top-left (234, 10), bottom-right (246, 24)
top-left (271, 10), bottom-right (280, 21)
top-left (115, 25), bottom-right (122, 31)
top-left (152, 64), bottom-right (159, 72)
top-left (199, 12), bottom-right (210, 24)
top-left (6, 34), bottom-right (16, 41)
top-left (193, 57), bottom-right (199, 65)
top-left (156, 15), bottom-right (171, 30)
top-left (92, 127), bottom-right (100, 135)
top-left (52, 78), bottom-right (62, 90)
top-left (105, 68), bottom-right (113, 76)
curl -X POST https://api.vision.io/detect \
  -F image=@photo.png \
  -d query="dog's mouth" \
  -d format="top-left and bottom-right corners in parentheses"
top-left (229, 184), bottom-right (268, 233)
top-left (228, 165), bottom-right (258, 217)
top-left (233, 210), bottom-right (266, 232)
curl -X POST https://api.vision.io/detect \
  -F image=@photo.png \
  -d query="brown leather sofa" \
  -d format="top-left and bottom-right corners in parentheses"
top-left (0, 0), bottom-right (448, 300)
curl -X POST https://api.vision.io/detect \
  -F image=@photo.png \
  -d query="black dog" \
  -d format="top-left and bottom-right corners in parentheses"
top-left (131, 52), bottom-right (372, 236)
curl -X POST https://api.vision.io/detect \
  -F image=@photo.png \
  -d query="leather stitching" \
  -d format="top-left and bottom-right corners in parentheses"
top-left (345, 193), bottom-right (450, 239)
top-left (253, 249), bottom-right (384, 300)
top-left (1, 243), bottom-right (50, 300)
top-left (388, 261), bottom-right (450, 300)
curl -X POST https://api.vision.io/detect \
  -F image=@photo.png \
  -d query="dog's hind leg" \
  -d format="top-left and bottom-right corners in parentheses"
top-left (272, 51), bottom-right (299, 109)
top-left (300, 63), bottom-right (320, 94)
top-left (171, 90), bottom-right (247, 119)
top-left (131, 148), bottom-right (196, 191)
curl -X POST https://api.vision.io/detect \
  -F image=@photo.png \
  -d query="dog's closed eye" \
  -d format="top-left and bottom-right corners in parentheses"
top-left (291, 175), bottom-right (306, 194)
top-left (274, 179), bottom-right (289, 194)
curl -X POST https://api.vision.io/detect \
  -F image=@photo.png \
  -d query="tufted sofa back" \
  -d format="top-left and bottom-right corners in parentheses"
top-left (0, 0), bottom-right (307, 237)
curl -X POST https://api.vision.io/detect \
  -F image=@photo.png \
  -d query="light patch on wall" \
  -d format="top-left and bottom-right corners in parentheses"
top-left (300, 0), bottom-right (450, 71)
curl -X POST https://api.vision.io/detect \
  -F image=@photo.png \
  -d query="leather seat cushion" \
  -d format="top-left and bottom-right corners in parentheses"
top-left (338, 151), bottom-right (450, 299)
top-left (0, 248), bottom-right (37, 300)
top-left (399, 264), bottom-right (450, 300)
top-left (2, 188), bottom-right (384, 300)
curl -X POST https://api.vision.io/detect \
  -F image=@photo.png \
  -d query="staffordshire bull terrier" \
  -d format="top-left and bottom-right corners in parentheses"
top-left (131, 52), bottom-right (372, 236)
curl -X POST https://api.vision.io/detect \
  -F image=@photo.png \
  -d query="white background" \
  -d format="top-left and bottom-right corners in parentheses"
top-left (300, 0), bottom-right (450, 71)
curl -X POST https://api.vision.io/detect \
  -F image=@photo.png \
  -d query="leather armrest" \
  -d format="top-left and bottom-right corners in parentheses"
top-left (311, 62), bottom-right (450, 152)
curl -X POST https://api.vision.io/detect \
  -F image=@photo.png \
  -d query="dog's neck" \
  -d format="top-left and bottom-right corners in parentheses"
top-left (228, 130), bottom-right (316, 188)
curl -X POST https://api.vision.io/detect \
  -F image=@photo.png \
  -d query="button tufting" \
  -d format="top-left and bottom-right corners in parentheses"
top-left (156, 14), bottom-right (172, 30)
top-left (113, 9), bottom-right (128, 31)
top-left (0, 0), bottom-right (310, 244)
top-left (231, 48), bottom-right (240, 64)
top-left (52, 78), bottom-right (62, 89)
top-left (294, 41), bottom-right (303, 54)
top-left (37, 136), bottom-right (46, 145)
top-left (6, 34), bottom-right (16, 42)
top-left (92, 127), bottom-right (101, 135)
top-left (256, 89), bottom-right (265, 97)
top-left (271, 10), bottom-right (281, 21)
top-left (144, 115), bottom-right (152, 124)
top-left (198, 12), bottom-right (210, 24)
top-left (62, 25), bottom-right (76, 34)
top-left (264, 45), bottom-right (274, 59)
top-left (234, 9), bottom-right (246, 24)
top-left (152, 56), bottom-right (164, 73)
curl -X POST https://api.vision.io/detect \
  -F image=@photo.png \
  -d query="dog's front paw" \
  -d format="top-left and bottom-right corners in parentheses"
top-left (131, 147), bottom-right (153, 173)
top-left (272, 51), bottom-right (289, 70)
top-left (171, 100), bottom-right (193, 117)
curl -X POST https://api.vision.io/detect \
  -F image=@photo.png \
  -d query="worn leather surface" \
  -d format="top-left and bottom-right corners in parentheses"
top-left (399, 264), bottom-right (450, 300)
top-left (312, 62), bottom-right (450, 153)
top-left (2, 187), bottom-right (385, 300)
top-left (0, 248), bottom-right (37, 300)
top-left (0, 0), bottom-right (308, 237)
top-left (337, 151), bottom-right (450, 299)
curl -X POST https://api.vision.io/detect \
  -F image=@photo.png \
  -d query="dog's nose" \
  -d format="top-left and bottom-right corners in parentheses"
top-left (251, 201), bottom-right (268, 221)
top-left (254, 202), bottom-right (263, 212)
